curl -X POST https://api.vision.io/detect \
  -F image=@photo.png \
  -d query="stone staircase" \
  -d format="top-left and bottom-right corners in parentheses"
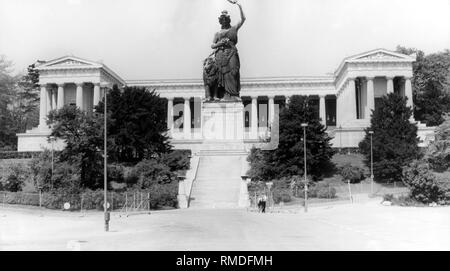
top-left (189, 153), bottom-right (246, 209)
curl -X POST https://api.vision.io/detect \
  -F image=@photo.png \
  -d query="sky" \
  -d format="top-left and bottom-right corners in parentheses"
top-left (1, 0), bottom-right (450, 80)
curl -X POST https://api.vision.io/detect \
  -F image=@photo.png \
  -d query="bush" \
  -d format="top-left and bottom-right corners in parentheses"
top-left (424, 114), bottom-right (450, 171)
top-left (383, 194), bottom-right (425, 207)
top-left (40, 186), bottom-right (83, 209)
top-left (0, 164), bottom-right (28, 192)
top-left (51, 161), bottom-right (81, 191)
top-left (159, 150), bottom-right (191, 171)
top-left (0, 151), bottom-right (42, 159)
top-left (0, 187), bottom-right (178, 210)
top-left (272, 189), bottom-right (292, 204)
top-left (394, 195), bottom-right (423, 206)
top-left (29, 150), bottom-right (53, 191)
top-left (107, 164), bottom-right (125, 183)
top-left (247, 181), bottom-right (267, 194)
top-left (309, 182), bottom-right (337, 198)
top-left (147, 182), bottom-right (178, 209)
top-left (402, 160), bottom-right (447, 203)
top-left (1, 191), bottom-right (40, 206)
top-left (79, 189), bottom-right (107, 210)
top-left (383, 194), bottom-right (394, 202)
top-left (246, 148), bottom-right (274, 182)
top-left (132, 159), bottom-right (176, 188)
top-left (340, 163), bottom-right (365, 183)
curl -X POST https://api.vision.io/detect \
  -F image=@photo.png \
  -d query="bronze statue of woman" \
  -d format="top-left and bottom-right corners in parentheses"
top-left (203, 0), bottom-right (246, 102)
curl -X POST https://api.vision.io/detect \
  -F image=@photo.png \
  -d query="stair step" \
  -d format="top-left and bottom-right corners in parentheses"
top-left (189, 153), bottom-right (244, 209)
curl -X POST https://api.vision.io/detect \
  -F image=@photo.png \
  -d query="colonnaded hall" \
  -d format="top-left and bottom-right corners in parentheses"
top-left (17, 48), bottom-right (435, 153)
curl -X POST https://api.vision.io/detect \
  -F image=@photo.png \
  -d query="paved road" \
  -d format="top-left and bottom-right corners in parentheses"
top-left (1, 199), bottom-right (450, 250)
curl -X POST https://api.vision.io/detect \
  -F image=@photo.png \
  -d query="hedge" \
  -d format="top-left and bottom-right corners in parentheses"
top-left (0, 186), bottom-right (178, 211)
top-left (0, 151), bottom-right (43, 159)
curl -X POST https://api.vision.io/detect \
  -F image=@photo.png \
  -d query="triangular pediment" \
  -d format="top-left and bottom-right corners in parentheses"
top-left (347, 49), bottom-right (415, 62)
top-left (48, 59), bottom-right (90, 66)
top-left (37, 56), bottom-right (102, 69)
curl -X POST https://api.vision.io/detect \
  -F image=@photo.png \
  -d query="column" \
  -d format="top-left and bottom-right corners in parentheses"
top-left (183, 97), bottom-right (191, 138)
top-left (268, 95), bottom-right (275, 127)
top-left (319, 95), bottom-right (326, 125)
top-left (251, 96), bottom-right (258, 139)
top-left (39, 84), bottom-right (47, 128)
top-left (336, 92), bottom-right (342, 126)
top-left (76, 83), bottom-right (84, 110)
top-left (93, 83), bottom-right (101, 107)
top-left (386, 76), bottom-right (394, 94)
top-left (51, 88), bottom-right (57, 111)
top-left (46, 88), bottom-right (52, 114)
top-left (366, 77), bottom-right (375, 119)
top-left (405, 77), bottom-right (414, 120)
top-left (347, 78), bottom-right (357, 120)
top-left (57, 84), bottom-right (64, 109)
top-left (167, 97), bottom-right (174, 135)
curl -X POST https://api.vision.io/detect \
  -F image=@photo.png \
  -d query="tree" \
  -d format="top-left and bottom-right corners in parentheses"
top-left (47, 86), bottom-right (173, 188)
top-left (396, 46), bottom-right (450, 126)
top-left (48, 105), bottom-right (104, 189)
top-left (424, 114), bottom-right (450, 171)
top-left (247, 95), bottom-right (335, 182)
top-left (0, 57), bottom-right (41, 150)
top-left (96, 86), bottom-right (171, 163)
top-left (15, 62), bottom-right (40, 132)
top-left (359, 93), bottom-right (420, 183)
top-left (0, 55), bottom-right (19, 150)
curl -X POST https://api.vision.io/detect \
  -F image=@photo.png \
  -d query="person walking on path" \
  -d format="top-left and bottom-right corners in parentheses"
top-left (257, 195), bottom-right (263, 212)
top-left (261, 194), bottom-right (267, 213)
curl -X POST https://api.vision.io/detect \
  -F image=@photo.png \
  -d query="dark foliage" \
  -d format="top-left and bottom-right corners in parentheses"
top-left (132, 159), bottom-right (177, 189)
top-left (95, 86), bottom-right (171, 163)
top-left (0, 164), bottom-right (26, 192)
top-left (48, 105), bottom-right (104, 189)
top-left (359, 93), bottom-right (420, 183)
top-left (159, 149), bottom-right (191, 172)
top-left (247, 95), bottom-right (335, 182)
top-left (340, 163), bottom-right (365, 183)
top-left (396, 46), bottom-right (450, 126)
top-left (15, 63), bottom-right (40, 132)
top-left (424, 114), bottom-right (450, 171)
top-left (402, 160), bottom-right (448, 204)
top-left (0, 151), bottom-right (42, 159)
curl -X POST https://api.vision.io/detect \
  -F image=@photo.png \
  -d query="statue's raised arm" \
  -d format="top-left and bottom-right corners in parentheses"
top-left (232, 1), bottom-right (246, 30)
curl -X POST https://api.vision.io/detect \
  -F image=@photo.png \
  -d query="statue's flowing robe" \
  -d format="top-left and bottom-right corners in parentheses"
top-left (214, 26), bottom-right (241, 97)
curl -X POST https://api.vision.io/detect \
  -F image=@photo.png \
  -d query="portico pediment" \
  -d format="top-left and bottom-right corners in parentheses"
top-left (37, 56), bottom-right (102, 70)
top-left (347, 49), bottom-right (415, 62)
top-left (47, 59), bottom-right (90, 67)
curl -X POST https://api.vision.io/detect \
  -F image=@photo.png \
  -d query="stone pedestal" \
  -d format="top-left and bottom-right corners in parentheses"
top-left (202, 102), bottom-right (244, 141)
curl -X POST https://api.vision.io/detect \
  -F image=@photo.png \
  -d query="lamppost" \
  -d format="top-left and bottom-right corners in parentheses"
top-left (369, 130), bottom-right (374, 194)
top-left (301, 123), bottom-right (308, 212)
top-left (103, 84), bottom-right (110, 232)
